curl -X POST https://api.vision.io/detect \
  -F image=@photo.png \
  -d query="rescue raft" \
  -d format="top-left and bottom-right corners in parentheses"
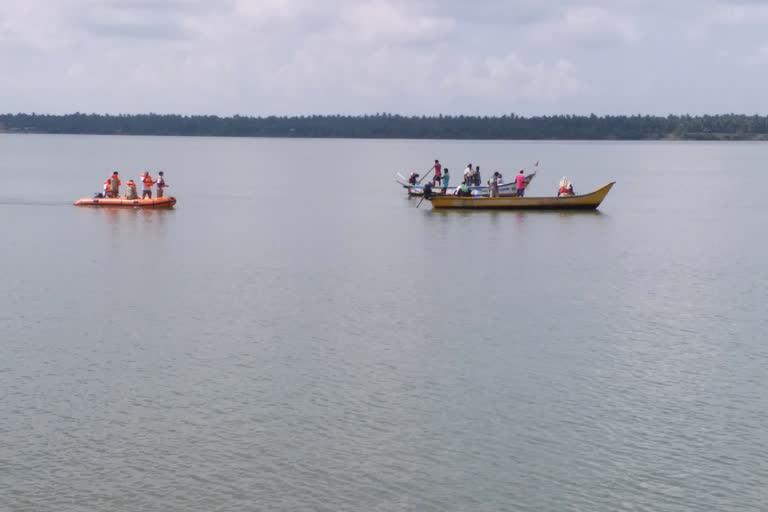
top-left (74, 196), bottom-right (177, 208)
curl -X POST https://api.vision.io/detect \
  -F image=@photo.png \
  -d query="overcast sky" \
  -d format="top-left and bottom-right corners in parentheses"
top-left (2, 0), bottom-right (767, 116)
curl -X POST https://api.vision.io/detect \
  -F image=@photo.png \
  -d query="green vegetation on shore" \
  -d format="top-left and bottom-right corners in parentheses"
top-left (2, 112), bottom-right (768, 140)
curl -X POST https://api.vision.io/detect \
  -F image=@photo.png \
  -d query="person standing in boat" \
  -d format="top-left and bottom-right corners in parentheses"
top-left (432, 159), bottom-right (442, 186)
top-left (515, 169), bottom-right (526, 197)
top-left (156, 171), bottom-right (168, 198)
top-left (474, 166), bottom-right (482, 186)
top-left (441, 168), bottom-right (450, 193)
top-left (141, 172), bottom-right (154, 199)
top-left (464, 164), bottom-right (473, 185)
top-left (488, 172), bottom-right (500, 197)
top-left (108, 171), bottom-right (121, 198)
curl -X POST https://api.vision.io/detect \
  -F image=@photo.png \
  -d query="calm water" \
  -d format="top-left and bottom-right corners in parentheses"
top-left (0, 134), bottom-right (766, 511)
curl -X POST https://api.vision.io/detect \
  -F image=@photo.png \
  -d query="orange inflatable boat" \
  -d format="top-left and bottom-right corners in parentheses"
top-left (74, 196), bottom-right (177, 208)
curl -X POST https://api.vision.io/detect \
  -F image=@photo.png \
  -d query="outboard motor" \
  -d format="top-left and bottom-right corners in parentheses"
top-left (423, 182), bottom-right (433, 199)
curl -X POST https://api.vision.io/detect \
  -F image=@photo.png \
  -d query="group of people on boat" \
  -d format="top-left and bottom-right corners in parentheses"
top-left (406, 159), bottom-right (584, 200)
top-left (457, 167), bottom-right (526, 198)
top-left (409, 159), bottom-right (530, 197)
top-left (100, 171), bottom-right (169, 199)
top-left (428, 161), bottom-right (489, 188)
top-left (408, 159), bottom-right (452, 189)
top-left (461, 164), bottom-right (486, 187)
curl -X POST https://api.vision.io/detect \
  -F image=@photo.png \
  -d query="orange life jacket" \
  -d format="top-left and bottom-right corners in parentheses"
top-left (142, 174), bottom-right (154, 187)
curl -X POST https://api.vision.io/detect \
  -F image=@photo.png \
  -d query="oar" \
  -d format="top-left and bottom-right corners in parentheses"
top-left (417, 166), bottom-right (435, 184)
top-left (416, 184), bottom-right (433, 208)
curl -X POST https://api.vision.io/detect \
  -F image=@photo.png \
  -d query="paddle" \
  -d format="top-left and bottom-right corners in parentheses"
top-left (417, 166), bottom-right (435, 184)
top-left (416, 182), bottom-right (434, 208)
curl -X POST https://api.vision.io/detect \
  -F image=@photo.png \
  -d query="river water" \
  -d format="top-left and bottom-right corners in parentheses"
top-left (0, 134), bottom-right (766, 511)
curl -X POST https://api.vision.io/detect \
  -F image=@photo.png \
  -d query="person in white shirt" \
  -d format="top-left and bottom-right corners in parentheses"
top-left (141, 172), bottom-right (154, 199)
top-left (156, 171), bottom-right (168, 198)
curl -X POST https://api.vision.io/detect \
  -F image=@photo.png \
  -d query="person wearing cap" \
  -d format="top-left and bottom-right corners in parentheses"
top-left (141, 171), bottom-right (154, 199)
top-left (515, 169), bottom-right (526, 197)
top-left (108, 171), bottom-right (121, 198)
top-left (155, 171), bottom-right (168, 198)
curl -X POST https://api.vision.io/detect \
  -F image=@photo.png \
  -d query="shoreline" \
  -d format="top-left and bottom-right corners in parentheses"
top-left (2, 130), bottom-right (767, 142)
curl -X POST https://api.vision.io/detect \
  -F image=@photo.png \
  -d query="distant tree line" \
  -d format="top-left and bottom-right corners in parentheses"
top-left (2, 112), bottom-right (768, 140)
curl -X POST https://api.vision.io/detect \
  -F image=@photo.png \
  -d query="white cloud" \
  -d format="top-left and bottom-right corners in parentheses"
top-left (0, 0), bottom-right (766, 115)
top-left (565, 7), bottom-right (638, 44)
top-left (687, 3), bottom-right (768, 40)
top-left (530, 6), bottom-right (639, 47)
top-left (234, 0), bottom-right (317, 23)
top-left (0, 1), bottom-right (73, 50)
top-left (442, 54), bottom-right (583, 105)
top-left (334, 1), bottom-right (455, 46)
top-left (747, 46), bottom-right (768, 66)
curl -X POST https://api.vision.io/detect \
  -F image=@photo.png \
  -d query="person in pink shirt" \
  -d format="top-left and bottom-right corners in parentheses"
top-left (515, 169), bottom-right (526, 197)
top-left (432, 159), bottom-right (442, 186)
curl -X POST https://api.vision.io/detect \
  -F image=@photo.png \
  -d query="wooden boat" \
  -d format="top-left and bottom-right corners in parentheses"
top-left (427, 182), bottom-right (615, 210)
top-left (74, 196), bottom-right (177, 208)
top-left (396, 172), bottom-right (535, 197)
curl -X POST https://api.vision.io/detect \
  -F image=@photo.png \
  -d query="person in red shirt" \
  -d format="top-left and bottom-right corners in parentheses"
top-left (432, 159), bottom-right (442, 186)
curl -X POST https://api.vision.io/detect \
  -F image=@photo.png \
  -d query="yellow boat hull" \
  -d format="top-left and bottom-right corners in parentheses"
top-left (428, 182), bottom-right (615, 210)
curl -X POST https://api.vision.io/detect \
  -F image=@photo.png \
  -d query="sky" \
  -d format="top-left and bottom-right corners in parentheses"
top-left (1, 0), bottom-right (768, 116)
